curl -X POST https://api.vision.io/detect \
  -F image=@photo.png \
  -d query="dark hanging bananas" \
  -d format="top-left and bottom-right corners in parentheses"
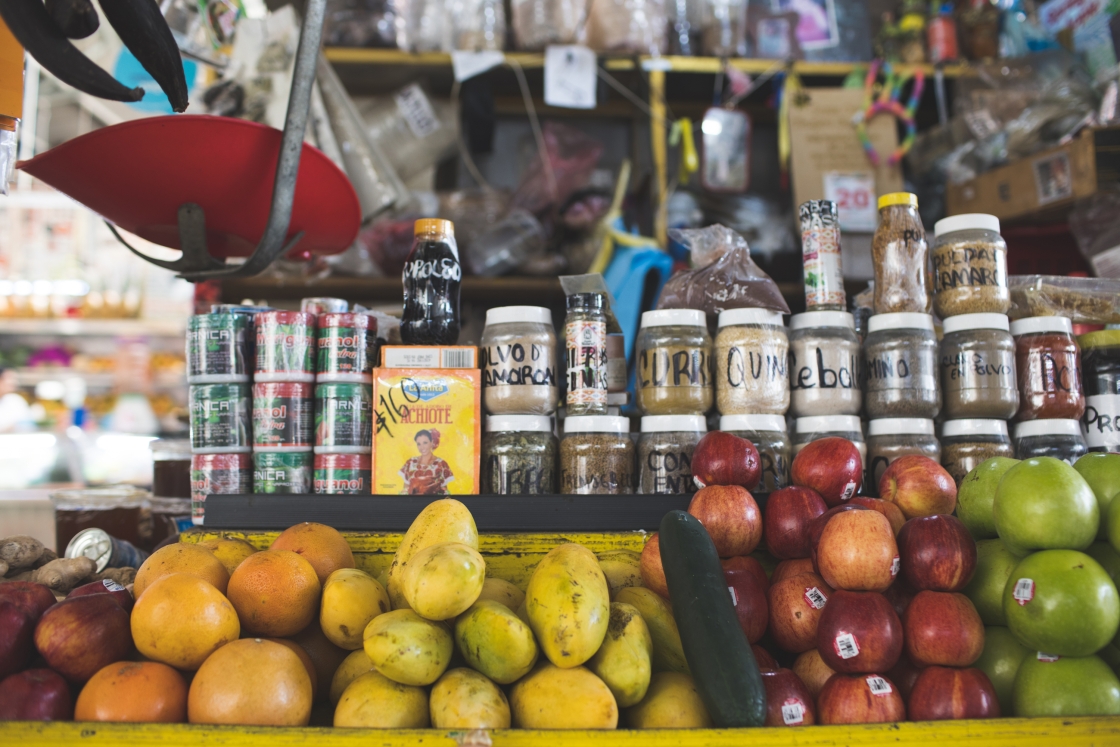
top-left (45, 0), bottom-right (100, 39)
top-left (96, 0), bottom-right (189, 113)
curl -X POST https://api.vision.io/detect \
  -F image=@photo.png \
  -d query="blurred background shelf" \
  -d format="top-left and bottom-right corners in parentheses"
top-left (0, 319), bottom-right (185, 337)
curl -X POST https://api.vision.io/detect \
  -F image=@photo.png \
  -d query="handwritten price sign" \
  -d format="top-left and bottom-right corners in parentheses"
top-left (823, 172), bottom-right (877, 232)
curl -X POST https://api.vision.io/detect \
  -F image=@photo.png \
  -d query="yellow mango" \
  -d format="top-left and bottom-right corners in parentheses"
top-left (587, 602), bottom-right (653, 708)
top-left (400, 542), bottom-right (485, 621)
top-left (363, 609), bottom-right (453, 686)
top-left (597, 549), bottom-right (643, 598)
top-left (476, 577), bottom-right (525, 610)
top-left (510, 663), bottom-right (618, 729)
top-left (429, 668), bottom-right (511, 729)
top-left (320, 568), bottom-right (391, 649)
top-left (330, 649), bottom-right (377, 705)
top-left (454, 600), bottom-right (538, 684)
top-left (334, 671), bottom-right (429, 728)
top-left (387, 499), bottom-right (478, 609)
top-left (626, 672), bottom-right (711, 728)
top-left (526, 543), bottom-right (610, 668)
top-left (516, 598), bottom-right (531, 626)
top-left (613, 586), bottom-right (689, 674)
top-left (196, 538), bottom-right (258, 576)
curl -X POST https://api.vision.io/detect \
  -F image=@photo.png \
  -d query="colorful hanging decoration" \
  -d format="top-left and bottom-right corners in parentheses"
top-left (854, 60), bottom-right (925, 167)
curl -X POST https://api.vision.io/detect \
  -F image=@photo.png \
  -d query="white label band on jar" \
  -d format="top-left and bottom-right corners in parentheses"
top-left (834, 632), bottom-right (860, 659)
top-left (866, 676), bottom-right (892, 696)
top-left (1013, 578), bottom-right (1035, 606)
top-left (1083, 394), bottom-right (1120, 449)
top-left (804, 586), bottom-right (828, 609)
top-left (481, 343), bottom-right (557, 388)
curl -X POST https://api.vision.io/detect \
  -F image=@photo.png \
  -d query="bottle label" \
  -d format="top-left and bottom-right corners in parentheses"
top-left (932, 244), bottom-right (1006, 291)
top-left (1082, 394), bottom-right (1120, 450)
top-left (940, 349), bottom-right (1016, 395)
top-left (638, 346), bottom-right (711, 390)
top-left (565, 319), bottom-right (608, 406)
top-left (800, 200), bottom-right (846, 309)
top-left (790, 344), bottom-right (859, 392)
top-left (482, 343), bottom-right (557, 389)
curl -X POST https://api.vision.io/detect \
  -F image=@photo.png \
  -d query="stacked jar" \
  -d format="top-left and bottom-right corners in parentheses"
top-left (481, 306), bottom-right (559, 495)
top-left (1080, 330), bottom-right (1120, 453)
top-left (1009, 315), bottom-right (1087, 463)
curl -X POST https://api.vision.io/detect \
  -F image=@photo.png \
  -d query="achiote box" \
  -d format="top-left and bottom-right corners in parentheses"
top-left (371, 368), bottom-right (481, 495)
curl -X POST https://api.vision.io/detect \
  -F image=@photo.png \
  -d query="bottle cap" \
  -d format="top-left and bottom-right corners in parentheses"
top-left (486, 306), bottom-right (553, 326)
top-left (868, 312), bottom-right (936, 333)
top-left (641, 309), bottom-right (707, 328)
top-left (1013, 419), bottom-right (1084, 439)
top-left (795, 415), bottom-right (863, 435)
top-left (1009, 316), bottom-right (1074, 337)
top-left (878, 192), bottom-right (918, 210)
top-left (640, 415), bottom-right (707, 433)
top-left (941, 419), bottom-right (1009, 438)
top-left (487, 415), bottom-right (553, 433)
top-left (414, 218), bottom-right (454, 237)
top-left (790, 311), bottom-right (855, 330)
top-left (720, 414), bottom-right (787, 433)
top-left (942, 313), bottom-right (1010, 335)
top-left (717, 308), bottom-right (785, 328)
top-left (564, 416), bottom-right (630, 434)
top-left (868, 418), bottom-right (936, 436)
top-left (934, 213), bottom-right (1001, 237)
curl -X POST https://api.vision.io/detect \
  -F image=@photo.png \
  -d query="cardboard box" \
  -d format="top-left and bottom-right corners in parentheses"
top-left (380, 346), bottom-right (478, 369)
top-left (946, 127), bottom-right (1120, 221)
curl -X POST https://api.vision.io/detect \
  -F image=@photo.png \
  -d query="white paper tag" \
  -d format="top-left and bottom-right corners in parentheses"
top-left (803, 586), bottom-right (828, 610)
top-left (1037, 651), bottom-right (1061, 662)
top-left (451, 50), bottom-right (505, 82)
top-left (781, 698), bottom-right (806, 725)
top-left (823, 172), bottom-right (877, 232)
top-left (1013, 578), bottom-right (1035, 606)
top-left (1090, 244), bottom-right (1120, 278)
top-left (840, 480), bottom-right (858, 501)
top-left (834, 632), bottom-right (860, 660)
top-left (890, 556), bottom-right (900, 577)
top-left (728, 586), bottom-right (738, 606)
top-left (866, 675), bottom-right (892, 696)
top-left (544, 45), bottom-right (597, 110)
top-left (101, 579), bottom-right (125, 592)
top-left (395, 84), bottom-right (441, 139)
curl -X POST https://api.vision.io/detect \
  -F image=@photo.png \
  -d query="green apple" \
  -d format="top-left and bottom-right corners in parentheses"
top-left (1074, 453), bottom-right (1120, 539)
top-left (1086, 541), bottom-right (1120, 588)
top-left (958, 456), bottom-right (1019, 539)
top-left (1003, 549), bottom-right (1120, 657)
top-left (975, 626), bottom-right (1030, 715)
top-left (1110, 497), bottom-right (1120, 555)
top-left (964, 539), bottom-right (1019, 625)
top-left (1099, 630), bottom-right (1120, 677)
top-left (1013, 653), bottom-right (1120, 717)
top-left (994, 457), bottom-right (1099, 553)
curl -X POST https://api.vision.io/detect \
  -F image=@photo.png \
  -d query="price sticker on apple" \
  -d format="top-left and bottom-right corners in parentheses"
top-left (865, 675), bottom-right (893, 696)
top-left (727, 586), bottom-right (738, 606)
top-left (781, 698), bottom-right (805, 725)
top-left (102, 579), bottom-right (125, 592)
top-left (890, 556), bottom-right (900, 577)
top-left (834, 631), bottom-right (860, 660)
top-left (823, 172), bottom-right (878, 232)
top-left (803, 587), bottom-right (828, 610)
top-left (1013, 578), bottom-right (1035, 606)
top-left (1037, 652), bottom-right (1060, 663)
top-left (840, 480), bottom-right (858, 501)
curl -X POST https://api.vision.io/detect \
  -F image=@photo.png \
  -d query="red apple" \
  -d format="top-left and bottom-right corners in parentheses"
top-left (816, 590), bottom-right (903, 674)
top-left (687, 485), bottom-right (762, 557)
top-left (767, 572), bottom-right (833, 653)
top-left (886, 655), bottom-right (923, 701)
top-left (0, 582), bottom-right (58, 622)
top-left (752, 644), bottom-right (779, 672)
top-left (792, 649), bottom-right (836, 698)
top-left (790, 437), bottom-right (863, 507)
top-left (816, 509), bottom-right (899, 592)
top-left (725, 568), bottom-right (768, 643)
top-left (904, 591), bottom-right (985, 668)
top-left (772, 558), bottom-right (816, 584)
top-left (908, 666), bottom-right (1000, 720)
top-left (0, 668), bottom-right (73, 721)
top-left (882, 578), bottom-right (916, 619)
top-left (67, 579), bottom-right (134, 612)
top-left (34, 595), bottom-right (133, 683)
top-left (760, 668), bottom-right (817, 726)
top-left (0, 600), bottom-right (35, 679)
top-left (721, 556), bottom-right (769, 591)
top-left (879, 455), bottom-right (958, 519)
top-left (818, 673), bottom-right (906, 724)
top-left (692, 431), bottom-right (761, 490)
top-left (808, 504), bottom-right (869, 570)
top-left (764, 487), bottom-right (828, 559)
top-left (640, 534), bottom-right (668, 599)
top-left (849, 497), bottom-right (906, 536)
top-left (897, 515), bottom-right (977, 592)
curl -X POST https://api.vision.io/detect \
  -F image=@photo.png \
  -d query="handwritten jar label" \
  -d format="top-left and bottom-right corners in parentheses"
top-left (482, 342), bottom-right (557, 388)
top-left (715, 332), bottom-right (790, 415)
top-left (1083, 394), bottom-right (1120, 451)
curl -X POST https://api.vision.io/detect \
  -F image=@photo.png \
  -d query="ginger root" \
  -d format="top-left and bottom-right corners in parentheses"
top-left (30, 557), bottom-right (96, 592)
top-left (95, 567), bottom-right (137, 586)
top-left (0, 536), bottom-right (46, 571)
top-left (32, 548), bottom-right (58, 569)
top-left (0, 559), bottom-right (8, 577)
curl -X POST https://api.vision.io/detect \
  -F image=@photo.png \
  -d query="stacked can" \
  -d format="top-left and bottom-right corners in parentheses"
top-left (314, 311), bottom-right (377, 494)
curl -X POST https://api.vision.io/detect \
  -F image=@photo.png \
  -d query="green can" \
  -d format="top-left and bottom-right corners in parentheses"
top-left (315, 382), bottom-right (373, 450)
top-left (253, 450), bottom-right (312, 494)
top-left (189, 383), bottom-right (251, 450)
top-left (187, 313), bottom-right (250, 382)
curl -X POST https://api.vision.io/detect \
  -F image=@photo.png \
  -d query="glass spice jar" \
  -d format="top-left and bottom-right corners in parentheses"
top-left (721, 414), bottom-right (791, 497)
top-left (638, 415), bottom-right (706, 495)
top-left (636, 309), bottom-right (713, 416)
top-left (866, 418), bottom-right (940, 494)
top-left (1010, 316), bottom-right (1085, 422)
top-left (863, 313), bottom-right (941, 419)
top-left (564, 293), bottom-right (608, 416)
top-left (788, 311), bottom-right (862, 417)
top-left (1013, 419), bottom-right (1088, 465)
top-left (940, 419), bottom-right (1014, 486)
top-left (932, 214), bottom-right (1010, 318)
top-left (481, 306), bottom-right (559, 415)
top-left (872, 193), bottom-right (931, 314)
top-left (715, 308), bottom-right (789, 415)
top-left (482, 415), bottom-right (558, 495)
top-left (560, 415), bottom-right (634, 494)
top-left (793, 415), bottom-right (867, 465)
top-left (1079, 330), bottom-right (1120, 453)
top-left (939, 313), bottom-right (1018, 420)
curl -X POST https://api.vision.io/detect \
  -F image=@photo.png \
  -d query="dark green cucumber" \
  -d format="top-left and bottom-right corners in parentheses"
top-left (659, 509), bottom-right (766, 727)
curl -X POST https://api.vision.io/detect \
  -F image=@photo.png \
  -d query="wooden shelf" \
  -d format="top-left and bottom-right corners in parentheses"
top-left (221, 276), bottom-right (567, 306)
top-left (0, 318), bottom-right (184, 337)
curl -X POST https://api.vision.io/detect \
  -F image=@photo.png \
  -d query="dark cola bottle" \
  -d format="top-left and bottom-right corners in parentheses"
top-left (401, 219), bottom-right (462, 345)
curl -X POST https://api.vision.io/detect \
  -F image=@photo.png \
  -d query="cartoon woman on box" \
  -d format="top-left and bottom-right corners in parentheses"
top-left (400, 429), bottom-right (454, 495)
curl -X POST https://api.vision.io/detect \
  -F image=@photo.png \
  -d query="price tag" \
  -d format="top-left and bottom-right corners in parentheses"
top-left (727, 586), bottom-right (738, 606)
top-left (1013, 578), bottom-right (1035, 606)
top-left (834, 632), bottom-right (860, 660)
top-left (544, 45), bottom-right (597, 110)
top-left (823, 172), bottom-right (877, 233)
top-left (890, 556), bottom-right (900, 577)
top-left (1037, 652), bottom-right (1061, 662)
top-left (865, 675), bottom-right (893, 696)
top-left (781, 699), bottom-right (805, 725)
top-left (395, 84), bottom-right (441, 139)
top-left (451, 50), bottom-right (505, 82)
top-left (803, 587), bottom-right (828, 610)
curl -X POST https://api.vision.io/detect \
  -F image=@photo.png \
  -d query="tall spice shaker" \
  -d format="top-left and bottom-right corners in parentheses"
top-left (800, 200), bottom-right (846, 311)
top-left (872, 193), bottom-right (931, 314)
top-left (565, 293), bottom-right (608, 416)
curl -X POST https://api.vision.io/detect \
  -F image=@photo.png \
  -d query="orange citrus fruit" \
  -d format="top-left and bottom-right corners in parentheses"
top-left (196, 538), bottom-right (259, 576)
top-left (227, 549), bottom-right (321, 637)
top-left (131, 573), bottom-right (240, 670)
top-left (292, 621), bottom-right (349, 704)
top-left (188, 638), bottom-right (312, 726)
top-left (265, 638), bottom-right (318, 701)
top-left (270, 522), bottom-right (355, 585)
top-left (75, 661), bottom-right (188, 723)
top-left (134, 543), bottom-right (229, 598)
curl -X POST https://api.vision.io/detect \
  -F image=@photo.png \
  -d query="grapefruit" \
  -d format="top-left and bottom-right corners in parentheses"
top-left (134, 544), bottom-right (229, 598)
top-left (270, 522), bottom-right (355, 585)
top-left (131, 573), bottom-right (240, 670)
top-left (188, 639), bottom-right (312, 726)
top-left (227, 550), bottom-right (321, 637)
top-left (75, 661), bottom-right (188, 722)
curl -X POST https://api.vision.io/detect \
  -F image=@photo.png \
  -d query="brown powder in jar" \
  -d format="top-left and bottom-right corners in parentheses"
top-left (941, 440), bottom-right (1014, 486)
top-left (872, 202), bottom-right (932, 314)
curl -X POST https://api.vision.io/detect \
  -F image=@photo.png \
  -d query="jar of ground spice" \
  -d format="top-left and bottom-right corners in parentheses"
top-left (863, 313), bottom-right (941, 419)
top-left (939, 313), bottom-right (1018, 420)
top-left (932, 214), bottom-right (1010, 317)
top-left (638, 415), bottom-right (706, 495)
top-left (1010, 316), bottom-right (1085, 421)
top-left (1013, 419), bottom-right (1088, 465)
top-left (481, 306), bottom-right (559, 416)
top-left (482, 415), bottom-right (558, 495)
top-left (788, 311), bottom-right (862, 417)
top-left (1079, 330), bottom-right (1120, 453)
top-left (560, 416), bottom-right (634, 494)
top-left (565, 293), bottom-right (608, 416)
top-left (872, 193), bottom-right (931, 314)
top-left (793, 415), bottom-right (867, 465)
top-left (721, 414), bottom-right (791, 497)
top-left (715, 308), bottom-right (789, 415)
top-left (940, 419), bottom-right (1014, 486)
top-left (866, 418), bottom-right (940, 493)
top-left (636, 309), bottom-right (713, 416)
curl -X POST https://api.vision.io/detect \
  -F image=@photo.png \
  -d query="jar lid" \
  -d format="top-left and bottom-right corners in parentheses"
top-left (720, 414), bottom-right (787, 433)
top-left (415, 218), bottom-right (454, 236)
top-left (641, 309), bottom-right (706, 328)
top-left (1013, 419), bottom-right (1083, 439)
top-left (790, 311), bottom-right (855, 330)
top-left (934, 213), bottom-right (1001, 237)
top-left (795, 415), bottom-right (863, 435)
top-left (486, 306), bottom-right (553, 327)
top-left (149, 438), bottom-right (192, 458)
top-left (942, 313), bottom-right (1011, 335)
top-left (868, 418), bottom-right (936, 436)
top-left (487, 414), bottom-right (553, 433)
top-left (1079, 330), bottom-right (1120, 349)
top-left (941, 419), bottom-right (1009, 438)
top-left (878, 192), bottom-right (918, 209)
top-left (1009, 316), bottom-right (1074, 337)
top-left (564, 415), bottom-right (630, 434)
top-left (868, 313), bottom-right (936, 334)
top-left (717, 308), bottom-right (785, 328)
top-left (641, 415), bottom-right (707, 433)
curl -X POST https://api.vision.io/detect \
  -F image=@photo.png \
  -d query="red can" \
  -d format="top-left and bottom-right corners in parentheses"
top-left (317, 312), bottom-right (378, 382)
top-left (253, 381), bottom-right (314, 449)
top-left (255, 310), bottom-right (317, 382)
top-left (314, 453), bottom-right (372, 495)
top-left (191, 452), bottom-right (251, 525)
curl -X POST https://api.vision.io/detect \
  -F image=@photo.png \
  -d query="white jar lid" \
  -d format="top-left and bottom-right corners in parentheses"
top-left (1009, 316), bottom-right (1074, 337)
top-left (868, 313), bottom-right (936, 334)
top-left (641, 415), bottom-right (707, 433)
top-left (934, 213), bottom-right (1001, 237)
top-left (487, 414), bottom-right (553, 433)
top-left (718, 308), bottom-right (785, 328)
top-left (868, 418), bottom-right (936, 436)
top-left (564, 415), bottom-right (630, 434)
top-left (485, 306), bottom-right (553, 327)
top-left (1014, 419), bottom-right (1083, 439)
top-left (941, 419), bottom-right (1009, 438)
top-left (942, 313), bottom-right (1011, 335)
top-left (720, 414), bottom-right (788, 433)
top-left (641, 309), bottom-right (706, 328)
top-left (790, 311), bottom-right (855, 330)
top-left (795, 415), bottom-right (863, 435)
